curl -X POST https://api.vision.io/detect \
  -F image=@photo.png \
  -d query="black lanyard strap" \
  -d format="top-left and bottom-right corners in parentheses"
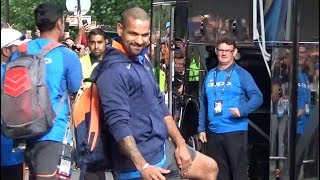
top-left (213, 65), bottom-right (234, 97)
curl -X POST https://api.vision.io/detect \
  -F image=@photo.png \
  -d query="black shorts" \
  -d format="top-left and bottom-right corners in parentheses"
top-left (1, 163), bottom-right (24, 180)
top-left (24, 141), bottom-right (64, 179)
top-left (162, 139), bottom-right (197, 179)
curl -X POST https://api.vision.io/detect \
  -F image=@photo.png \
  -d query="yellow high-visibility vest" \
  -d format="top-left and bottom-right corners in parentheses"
top-left (80, 54), bottom-right (99, 88)
top-left (189, 58), bottom-right (200, 81)
top-left (159, 68), bottom-right (166, 93)
top-left (153, 67), bottom-right (166, 94)
top-left (80, 54), bottom-right (99, 79)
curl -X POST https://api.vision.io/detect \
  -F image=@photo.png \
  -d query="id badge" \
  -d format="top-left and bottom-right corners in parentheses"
top-left (214, 100), bottom-right (223, 116)
top-left (57, 156), bottom-right (72, 177)
top-left (57, 143), bottom-right (73, 179)
top-left (305, 103), bottom-right (310, 115)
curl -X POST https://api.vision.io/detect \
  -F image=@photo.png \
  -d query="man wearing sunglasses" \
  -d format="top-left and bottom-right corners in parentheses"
top-left (198, 36), bottom-right (263, 180)
top-left (1, 28), bottom-right (29, 64)
top-left (1, 27), bottom-right (30, 180)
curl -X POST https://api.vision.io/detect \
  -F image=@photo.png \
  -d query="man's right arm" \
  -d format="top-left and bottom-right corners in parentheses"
top-left (120, 135), bottom-right (170, 179)
top-left (118, 136), bottom-right (148, 171)
top-left (198, 79), bottom-right (208, 133)
top-left (198, 81), bottom-right (208, 143)
top-left (64, 49), bottom-right (83, 94)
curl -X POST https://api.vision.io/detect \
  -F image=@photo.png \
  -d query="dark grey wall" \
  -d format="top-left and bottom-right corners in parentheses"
top-left (299, 0), bottom-right (319, 41)
top-left (188, 0), bottom-right (252, 19)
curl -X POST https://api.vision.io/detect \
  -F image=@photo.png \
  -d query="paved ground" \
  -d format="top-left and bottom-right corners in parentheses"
top-left (70, 169), bottom-right (114, 180)
top-left (24, 166), bottom-right (318, 180)
top-left (24, 169), bottom-right (114, 180)
top-left (269, 161), bottom-right (318, 180)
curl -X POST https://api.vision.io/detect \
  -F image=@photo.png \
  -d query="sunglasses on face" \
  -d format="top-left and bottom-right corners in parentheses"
top-left (5, 34), bottom-right (27, 47)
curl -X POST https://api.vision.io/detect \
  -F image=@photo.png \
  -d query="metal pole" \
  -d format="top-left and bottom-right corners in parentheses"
top-left (5, 0), bottom-right (9, 24)
top-left (288, 0), bottom-right (299, 179)
top-left (77, 0), bottom-right (81, 14)
top-left (168, 5), bottom-right (175, 114)
top-left (285, 0), bottom-right (293, 41)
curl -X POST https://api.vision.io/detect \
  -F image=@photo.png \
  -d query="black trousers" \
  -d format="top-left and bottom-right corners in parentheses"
top-left (84, 171), bottom-right (106, 180)
top-left (207, 131), bottom-right (248, 180)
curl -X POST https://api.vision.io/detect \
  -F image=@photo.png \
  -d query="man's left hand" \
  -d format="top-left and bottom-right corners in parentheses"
top-left (174, 144), bottom-right (192, 177)
top-left (229, 108), bottom-right (240, 117)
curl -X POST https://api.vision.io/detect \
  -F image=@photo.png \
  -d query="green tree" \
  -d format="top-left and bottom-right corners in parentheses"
top-left (1, 0), bottom-right (151, 35)
top-left (91, 0), bottom-right (151, 30)
top-left (1, 0), bottom-right (65, 32)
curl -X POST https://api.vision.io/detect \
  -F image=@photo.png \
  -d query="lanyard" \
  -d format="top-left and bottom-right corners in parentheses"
top-left (213, 65), bottom-right (234, 97)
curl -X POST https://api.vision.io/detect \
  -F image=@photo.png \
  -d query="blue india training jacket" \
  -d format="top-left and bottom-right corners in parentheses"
top-left (97, 40), bottom-right (170, 174)
top-left (297, 72), bottom-right (311, 134)
top-left (10, 39), bottom-right (82, 142)
top-left (198, 63), bottom-right (263, 133)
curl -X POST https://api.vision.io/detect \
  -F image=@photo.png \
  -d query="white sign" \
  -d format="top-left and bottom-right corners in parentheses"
top-left (66, 0), bottom-right (91, 15)
top-left (69, 15), bottom-right (92, 26)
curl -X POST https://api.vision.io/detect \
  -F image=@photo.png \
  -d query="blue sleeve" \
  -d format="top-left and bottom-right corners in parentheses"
top-left (62, 49), bottom-right (83, 93)
top-left (97, 64), bottom-right (132, 143)
top-left (297, 89), bottom-right (305, 110)
top-left (198, 78), bottom-right (208, 133)
top-left (1, 64), bottom-right (5, 83)
top-left (297, 73), bottom-right (307, 110)
top-left (238, 69), bottom-right (263, 117)
top-left (8, 51), bottom-right (19, 62)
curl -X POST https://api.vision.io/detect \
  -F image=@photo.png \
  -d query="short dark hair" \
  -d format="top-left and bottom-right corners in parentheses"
top-left (34, 2), bottom-right (63, 32)
top-left (89, 28), bottom-right (107, 40)
top-left (121, 7), bottom-right (150, 28)
top-left (216, 36), bottom-right (237, 48)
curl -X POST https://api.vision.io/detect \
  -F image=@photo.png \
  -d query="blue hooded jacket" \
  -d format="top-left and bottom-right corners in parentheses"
top-left (96, 40), bottom-right (170, 173)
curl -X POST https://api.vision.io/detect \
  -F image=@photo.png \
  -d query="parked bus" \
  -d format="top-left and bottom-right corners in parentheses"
top-left (150, 0), bottom-right (319, 179)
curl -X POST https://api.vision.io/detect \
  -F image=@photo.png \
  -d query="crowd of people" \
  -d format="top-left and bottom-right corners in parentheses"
top-left (1, 2), bottom-right (218, 180)
top-left (188, 15), bottom-right (250, 43)
top-left (1, 1), bottom-right (319, 180)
